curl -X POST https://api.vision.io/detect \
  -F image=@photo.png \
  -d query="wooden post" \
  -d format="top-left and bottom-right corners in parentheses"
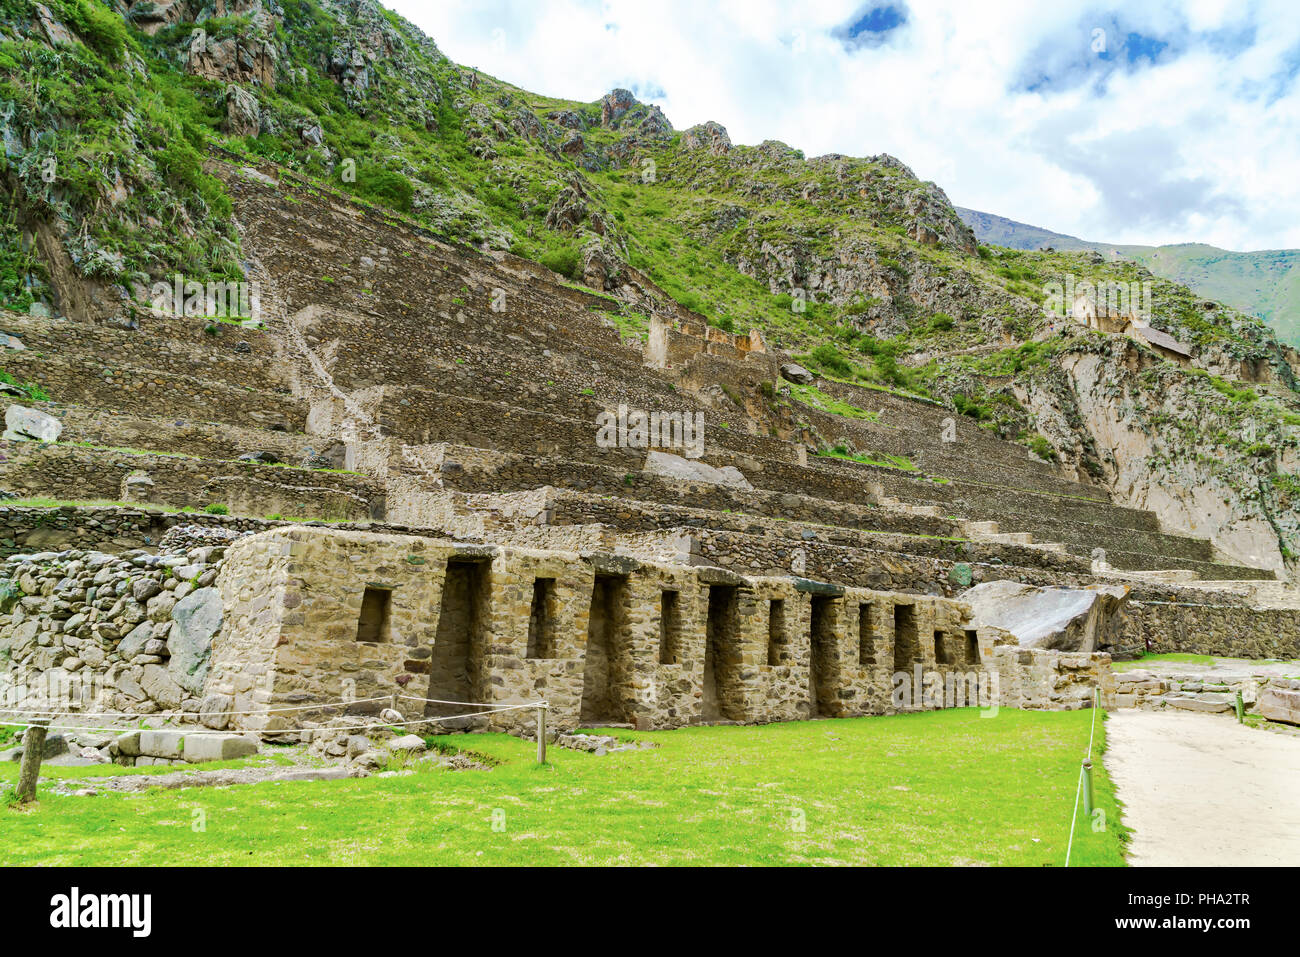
top-left (16, 719), bottom-right (50, 804)
top-left (536, 703), bottom-right (547, 766)
top-left (1235, 690), bottom-right (1244, 723)
top-left (1081, 758), bottom-right (1094, 818)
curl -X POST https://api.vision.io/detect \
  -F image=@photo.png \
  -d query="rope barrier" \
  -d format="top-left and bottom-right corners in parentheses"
top-left (0, 695), bottom-right (395, 721)
top-left (0, 693), bottom-right (548, 738)
top-left (1065, 686), bottom-right (1102, 867)
top-left (2, 700), bottom-right (545, 738)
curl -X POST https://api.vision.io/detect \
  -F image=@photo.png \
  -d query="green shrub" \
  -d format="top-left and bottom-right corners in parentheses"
top-left (1027, 435), bottom-right (1055, 461)
top-left (204, 503), bottom-right (230, 515)
top-left (809, 342), bottom-right (852, 377)
top-left (539, 247), bottom-right (581, 280)
top-left (354, 165), bottom-right (413, 212)
top-left (57, 0), bottom-right (128, 61)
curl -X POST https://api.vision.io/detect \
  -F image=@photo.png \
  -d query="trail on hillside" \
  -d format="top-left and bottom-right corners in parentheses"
top-left (1105, 710), bottom-right (1300, 866)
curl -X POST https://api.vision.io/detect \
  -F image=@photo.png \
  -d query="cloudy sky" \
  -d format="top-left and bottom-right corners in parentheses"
top-left (387, 0), bottom-right (1300, 251)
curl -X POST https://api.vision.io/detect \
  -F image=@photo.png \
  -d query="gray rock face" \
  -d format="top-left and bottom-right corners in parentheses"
top-left (965, 580), bottom-right (1129, 652)
top-left (3, 405), bottom-right (61, 442)
top-left (643, 451), bottom-right (753, 489)
top-left (167, 587), bottom-right (222, 694)
top-left (223, 84), bottom-right (261, 137)
top-left (779, 362), bottom-right (815, 385)
top-left (1257, 683), bottom-right (1300, 725)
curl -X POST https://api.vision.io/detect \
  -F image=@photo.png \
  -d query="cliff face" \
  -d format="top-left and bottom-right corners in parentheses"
top-left (1015, 341), bottom-right (1299, 573)
top-left (3, 0), bottom-right (1298, 576)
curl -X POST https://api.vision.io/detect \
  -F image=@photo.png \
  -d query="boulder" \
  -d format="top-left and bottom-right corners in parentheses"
top-left (167, 587), bottom-right (222, 694)
top-left (964, 580), bottom-right (1129, 652)
top-left (223, 84), bottom-right (261, 137)
top-left (643, 451), bottom-right (752, 489)
top-left (1257, 684), bottom-right (1300, 725)
top-left (238, 450), bottom-right (283, 465)
top-left (141, 663), bottom-right (184, 709)
top-left (12, 730), bottom-right (68, 760)
top-left (389, 734), bottom-right (427, 753)
top-left (198, 693), bottom-right (233, 730)
top-left (117, 621), bottom-right (153, 659)
top-left (3, 405), bottom-right (61, 442)
top-left (779, 362), bottom-right (815, 385)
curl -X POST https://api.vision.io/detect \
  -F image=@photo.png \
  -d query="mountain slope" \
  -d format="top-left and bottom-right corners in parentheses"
top-left (0, 0), bottom-right (1297, 574)
top-left (956, 207), bottom-right (1300, 347)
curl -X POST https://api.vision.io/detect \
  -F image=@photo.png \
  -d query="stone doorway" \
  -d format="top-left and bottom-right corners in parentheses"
top-left (427, 558), bottom-right (490, 716)
top-left (809, 596), bottom-right (839, 717)
top-left (702, 585), bottom-right (741, 722)
top-left (581, 575), bottom-right (630, 723)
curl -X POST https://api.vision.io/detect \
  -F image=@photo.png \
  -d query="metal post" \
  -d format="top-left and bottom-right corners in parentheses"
top-left (16, 719), bottom-right (50, 804)
top-left (536, 703), bottom-right (547, 766)
top-left (1081, 758), bottom-right (1094, 819)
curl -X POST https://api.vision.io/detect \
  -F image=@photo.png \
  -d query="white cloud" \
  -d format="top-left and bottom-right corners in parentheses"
top-left (388, 0), bottom-right (1300, 250)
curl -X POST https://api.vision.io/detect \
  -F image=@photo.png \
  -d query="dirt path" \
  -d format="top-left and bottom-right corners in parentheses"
top-left (1105, 710), bottom-right (1300, 866)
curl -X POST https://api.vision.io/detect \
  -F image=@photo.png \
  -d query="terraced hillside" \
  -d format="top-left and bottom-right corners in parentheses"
top-left (2, 0), bottom-right (1296, 579)
top-left (0, 154), bottom-right (1275, 600)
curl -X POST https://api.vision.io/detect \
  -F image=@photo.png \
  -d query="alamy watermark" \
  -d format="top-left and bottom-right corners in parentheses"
top-left (891, 665), bottom-right (999, 716)
top-left (596, 404), bottom-right (705, 459)
top-left (1042, 274), bottom-right (1153, 322)
top-left (150, 274), bottom-right (261, 322)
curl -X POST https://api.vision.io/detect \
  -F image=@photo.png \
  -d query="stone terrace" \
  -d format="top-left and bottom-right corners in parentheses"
top-left (0, 154), bottom-right (1276, 598)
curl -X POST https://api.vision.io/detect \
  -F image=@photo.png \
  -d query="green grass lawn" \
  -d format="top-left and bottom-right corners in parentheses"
top-left (1114, 652), bottom-right (1300, 671)
top-left (1, 709), bottom-right (1126, 866)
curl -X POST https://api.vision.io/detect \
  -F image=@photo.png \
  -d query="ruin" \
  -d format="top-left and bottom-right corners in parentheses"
top-left (1, 155), bottom-right (1295, 746)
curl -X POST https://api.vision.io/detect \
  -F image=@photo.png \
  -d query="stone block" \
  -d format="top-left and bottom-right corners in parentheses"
top-left (1165, 692), bottom-right (1234, 713)
top-left (138, 730), bottom-right (186, 759)
top-left (182, 734), bottom-right (259, 763)
top-left (1257, 685), bottom-right (1300, 726)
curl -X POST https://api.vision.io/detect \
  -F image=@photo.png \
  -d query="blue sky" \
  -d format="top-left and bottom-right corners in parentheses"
top-left (389, 0), bottom-right (1300, 251)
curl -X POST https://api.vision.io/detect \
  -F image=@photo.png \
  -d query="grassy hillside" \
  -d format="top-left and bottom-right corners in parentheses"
top-left (957, 207), bottom-right (1300, 347)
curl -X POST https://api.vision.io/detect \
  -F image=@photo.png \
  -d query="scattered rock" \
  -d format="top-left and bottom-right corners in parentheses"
top-left (3, 405), bottom-right (61, 442)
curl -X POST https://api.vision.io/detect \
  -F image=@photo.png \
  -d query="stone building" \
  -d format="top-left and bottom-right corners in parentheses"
top-left (206, 526), bottom-right (991, 733)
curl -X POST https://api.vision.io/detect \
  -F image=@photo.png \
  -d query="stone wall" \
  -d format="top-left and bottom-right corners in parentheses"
top-left (0, 541), bottom-right (229, 719)
top-left (209, 526), bottom-right (1006, 733)
top-left (0, 441), bottom-right (384, 521)
top-left (1122, 597), bottom-right (1300, 660)
top-left (990, 646), bottom-right (1116, 711)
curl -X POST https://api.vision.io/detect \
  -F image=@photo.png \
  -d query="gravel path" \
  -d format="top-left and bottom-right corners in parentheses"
top-left (1105, 710), bottom-right (1300, 866)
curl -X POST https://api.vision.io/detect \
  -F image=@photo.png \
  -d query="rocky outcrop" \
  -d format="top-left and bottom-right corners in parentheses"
top-left (965, 580), bottom-right (1129, 652)
top-left (184, 16), bottom-right (278, 89)
top-left (1018, 339), bottom-right (1300, 575)
top-left (223, 84), bottom-right (262, 137)
top-left (682, 121), bottom-right (732, 155)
